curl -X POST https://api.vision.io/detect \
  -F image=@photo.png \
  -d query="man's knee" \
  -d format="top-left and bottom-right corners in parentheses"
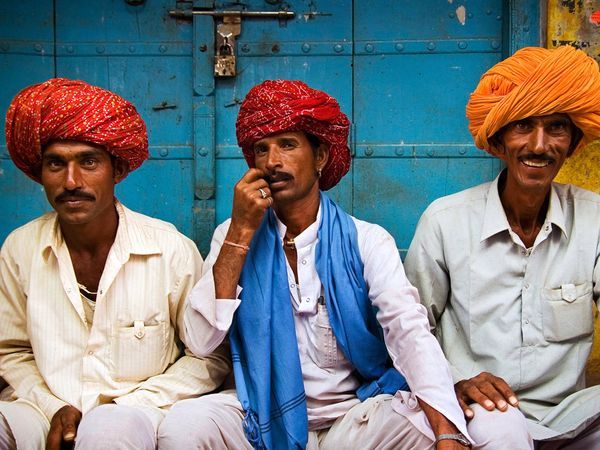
top-left (468, 404), bottom-right (533, 450)
top-left (75, 404), bottom-right (155, 450)
top-left (158, 394), bottom-right (250, 450)
top-left (0, 412), bottom-right (17, 450)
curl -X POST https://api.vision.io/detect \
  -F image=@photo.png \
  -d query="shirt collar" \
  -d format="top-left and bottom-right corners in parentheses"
top-left (275, 201), bottom-right (322, 249)
top-left (480, 171), bottom-right (568, 242)
top-left (41, 200), bottom-right (162, 262)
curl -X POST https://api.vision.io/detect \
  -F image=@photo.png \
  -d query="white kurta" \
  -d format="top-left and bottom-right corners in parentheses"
top-left (405, 173), bottom-right (600, 441)
top-left (0, 202), bottom-right (230, 428)
top-left (184, 205), bottom-right (470, 439)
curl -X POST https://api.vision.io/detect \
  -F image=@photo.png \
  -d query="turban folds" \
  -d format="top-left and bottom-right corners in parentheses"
top-left (5, 78), bottom-right (148, 182)
top-left (466, 46), bottom-right (600, 155)
top-left (236, 80), bottom-right (350, 190)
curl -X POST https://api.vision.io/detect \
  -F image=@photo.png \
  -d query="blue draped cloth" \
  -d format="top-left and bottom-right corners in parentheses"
top-left (230, 194), bottom-right (408, 450)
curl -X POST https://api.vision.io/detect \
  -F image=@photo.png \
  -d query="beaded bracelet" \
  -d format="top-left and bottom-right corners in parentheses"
top-left (223, 239), bottom-right (250, 252)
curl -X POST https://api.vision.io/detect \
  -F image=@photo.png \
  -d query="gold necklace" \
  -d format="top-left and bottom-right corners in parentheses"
top-left (284, 236), bottom-right (296, 250)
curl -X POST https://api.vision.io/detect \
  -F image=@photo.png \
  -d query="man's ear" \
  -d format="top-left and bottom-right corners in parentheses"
top-left (316, 143), bottom-right (330, 172)
top-left (113, 158), bottom-right (129, 184)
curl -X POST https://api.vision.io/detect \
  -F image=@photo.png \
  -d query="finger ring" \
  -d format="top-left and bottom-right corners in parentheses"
top-left (267, 197), bottom-right (273, 206)
top-left (258, 188), bottom-right (267, 199)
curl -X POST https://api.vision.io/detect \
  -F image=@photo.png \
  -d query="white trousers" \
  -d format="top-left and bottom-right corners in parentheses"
top-left (467, 404), bottom-right (600, 450)
top-left (0, 399), bottom-right (209, 450)
top-left (158, 390), bottom-right (435, 450)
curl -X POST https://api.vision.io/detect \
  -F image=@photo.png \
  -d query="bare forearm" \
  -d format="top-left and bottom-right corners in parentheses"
top-left (213, 225), bottom-right (253, 299)
top-left (419, 397), bottom-right (460, 435)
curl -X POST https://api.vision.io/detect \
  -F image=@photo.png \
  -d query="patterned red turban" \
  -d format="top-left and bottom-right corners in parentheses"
top-left (5, 77), bottom-right (148, 182)
top-left (466, 46), bottom-right (600, 155)
top-left (236, 80), bottom-right (350, 190)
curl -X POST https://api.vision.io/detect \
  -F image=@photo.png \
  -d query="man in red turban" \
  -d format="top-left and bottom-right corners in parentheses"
top-left (406, 45), bottom-right (600, 449)
top-left (182, 80), bottom-right (472, 450)
top-left (0, 78), bottom-right (230, 449)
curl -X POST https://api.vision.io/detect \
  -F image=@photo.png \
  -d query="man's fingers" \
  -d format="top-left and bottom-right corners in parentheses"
top-left (45, 427), bottom-right (63, 450)
top-left (490, 377), bottom-right (519, 406)
top-left (460, 382), bottom-right (496, 411)
top-left (456, 396), bottom-right (474, 419)
top-left (240, 168), bottom-right (266, 184)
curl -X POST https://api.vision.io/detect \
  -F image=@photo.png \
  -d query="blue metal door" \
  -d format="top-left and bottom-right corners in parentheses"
top-left (0, 1), bottom-right (541, 255)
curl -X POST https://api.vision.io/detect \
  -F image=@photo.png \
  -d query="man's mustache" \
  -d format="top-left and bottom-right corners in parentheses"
top-left (55, 189), bottom-right (96, 202)
top-left (264, 171), bottom-right (293, 183)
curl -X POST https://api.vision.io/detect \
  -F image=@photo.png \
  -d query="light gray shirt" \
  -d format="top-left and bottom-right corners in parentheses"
top-left (405, 172), bottom-right (600, 440)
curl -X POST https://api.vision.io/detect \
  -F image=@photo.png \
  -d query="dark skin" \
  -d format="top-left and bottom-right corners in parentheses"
top-left (454, 114), bottom-right (578, 420)
top-left (41, 140), bottom-right (127, 448)
top-left (214, 130), bottom-right (468, 449)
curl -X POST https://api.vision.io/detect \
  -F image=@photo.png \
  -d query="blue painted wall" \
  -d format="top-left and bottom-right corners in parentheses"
top-left (0, 0), bottom-right (541, 256)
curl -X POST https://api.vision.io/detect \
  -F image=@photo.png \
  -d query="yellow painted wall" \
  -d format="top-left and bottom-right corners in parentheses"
top-left (547, 0), bottom-right (600, 386)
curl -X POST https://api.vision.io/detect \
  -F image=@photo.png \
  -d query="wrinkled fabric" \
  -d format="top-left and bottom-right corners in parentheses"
top-left (466, 46), bottom-right (600, 155)
top-left (236, 80), bottom-right (350, 190)
top-left (5, 78), bottom-right (148, 182)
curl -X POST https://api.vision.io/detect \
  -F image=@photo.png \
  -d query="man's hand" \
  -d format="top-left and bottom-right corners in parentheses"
top-left (454, 372), bottom-right (518, 419)
top-left (45, 405), bottom-right (82, 450)
top-left (229, 168), bottom-right (272, 240)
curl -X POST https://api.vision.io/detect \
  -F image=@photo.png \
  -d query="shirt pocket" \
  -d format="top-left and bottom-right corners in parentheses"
top-left (312, 304), bottom-right (339, 369)
top-left (542, 282), bottom-right (594, 342)
top-left (111, 319), bottom-right (168, 381)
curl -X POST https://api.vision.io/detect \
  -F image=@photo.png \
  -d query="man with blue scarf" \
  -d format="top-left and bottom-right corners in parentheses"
top-left (182, 80), bottom-right (472, 449)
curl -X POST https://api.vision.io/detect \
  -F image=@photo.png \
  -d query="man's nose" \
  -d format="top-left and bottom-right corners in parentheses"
top-left (64, 163), bottom-right (83, 190)
top-left (530, 126), bottom-right (547, 154)
top-left (264, 145), bottom-right (282, 169)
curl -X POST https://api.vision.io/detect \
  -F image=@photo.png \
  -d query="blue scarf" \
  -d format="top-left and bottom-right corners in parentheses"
top-left (230, 194), bottom-right (408, 450)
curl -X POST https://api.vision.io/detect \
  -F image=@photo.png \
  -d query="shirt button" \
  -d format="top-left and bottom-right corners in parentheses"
top-left (301, 259), bottom-right (307, 265)
top-left (524, 319), bottom-right (529, 325)
top-left (290, 283), bottom-right (296, 288)
top-left (88, 351), bottom-right (93, 355)
top-left (305, 297), bottom-right (310, 302)
top-left (66, 287), bottom-right (72, 293)
top-left (524, 283), bottom-right (530, 289)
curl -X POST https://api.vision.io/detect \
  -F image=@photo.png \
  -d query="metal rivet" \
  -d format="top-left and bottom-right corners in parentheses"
top-left (427, 149), bottom-right (435, 157)
top-left (241, 44), bottom-right (250, 53)
top-left (458, 41), bottom-right (467, 50)
top-left (365, 43), bottom-right (374, 53)
top-left (129, 45), bottom-right (136, 53)
top-left (333, 44), bottom-right (343, 53)
top-left (34, 44), bottom-right (43, 52)
top-left (199, 44), bottom-right (207, 52)
top-left (301, 43), bottom-right (311, 53)
top-left (491, 40), bottom-right (500, 49)
top-left (159, 44), bottom-right (167, 53)
top-left (427, 42), bottom-right (436, 51)
top-left (271, 44), bottom-right (280, 53)
top-left (67, 46), bottom-right (74, 54)
top-left (459, 148), bottom-right (467, 155)
top-left (159, 148), bottom-right (169, 157)
top-left (395, 148), bottom-right (404, 156)
top-left (96, 45), bottom-right (105, 54)
top-left (448, 12), bottom-right (455, 18)
top-left (395, 43), bottom-right (404, 52)
top-left (486, 9), bottom-right (492, 15)
top-left (364, 147), bottom-right (374, 156)
top-left (496, 15), bottom-right (502, 21)
top-left (198, 148), bottom-right (208, 156)
top-left (468, 12), bottom-right (473, 18)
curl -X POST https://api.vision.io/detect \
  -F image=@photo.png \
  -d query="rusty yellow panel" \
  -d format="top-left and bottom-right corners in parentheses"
top-left (547, 0), bottom-right (600, 63)
top-left (547, 1), bottom-right (600, 386)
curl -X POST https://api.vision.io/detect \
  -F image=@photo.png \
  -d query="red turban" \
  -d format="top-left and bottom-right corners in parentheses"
top-left (5, 78), bottom-right (148, 182)
top-left (466, 46), bottom-right (600, 155)
top-left (236, 80), bottom-right (350, 190)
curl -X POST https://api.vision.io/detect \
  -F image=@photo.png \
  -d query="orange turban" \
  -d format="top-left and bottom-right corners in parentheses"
top-left (236, 80), bottom-right (350, 190)
top-left (5, 78), bottom-right (148, 182)
top-left (466, 46), bottom-right (600, 155)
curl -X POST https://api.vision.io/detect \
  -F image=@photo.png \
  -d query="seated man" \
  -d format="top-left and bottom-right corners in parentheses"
top-left (0, 78), bottom-right (230, 449)
top-left (182, 80), bottom-right (472, 449)
top-left (405, 46), bottom-right (600, 449)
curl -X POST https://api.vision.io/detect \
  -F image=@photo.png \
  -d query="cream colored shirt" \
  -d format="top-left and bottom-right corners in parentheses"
top-left (185, 207), bottom-right (470, 438)
top-left (405, 173), bottom-right (600, 440)
top-left (0, 202), bottom-right (230, 422)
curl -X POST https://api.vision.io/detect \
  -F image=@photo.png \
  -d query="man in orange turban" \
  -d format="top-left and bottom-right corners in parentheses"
top-left (406, 46), bottom-right (600, 449)
top-left (0, 78), bottom-right (230, 449)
